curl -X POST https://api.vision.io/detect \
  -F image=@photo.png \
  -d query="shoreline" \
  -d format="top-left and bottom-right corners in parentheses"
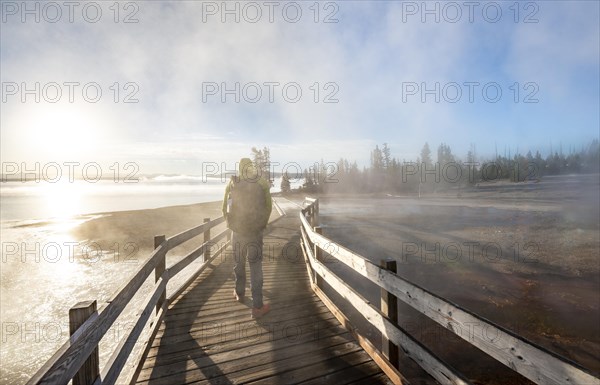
top-left (70, 200), bottom-right (225, 253)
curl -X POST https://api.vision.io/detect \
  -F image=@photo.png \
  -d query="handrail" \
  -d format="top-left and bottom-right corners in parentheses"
top-left (168, 216), bottom-right (226, 249)
top-left (299, 197), bottom-right (600, 385)
top-left (168, 226), bottom-right (229, 278)
top-left (299, 224), bottom-right (466, 385)
top-left (97, 273), bottom-right (168, 384)
top-left (27, 214), bottom-right (232, 385)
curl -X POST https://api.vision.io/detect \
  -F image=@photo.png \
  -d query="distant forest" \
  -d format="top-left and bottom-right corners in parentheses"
top-left (277, 140), bottom-right (600, 195)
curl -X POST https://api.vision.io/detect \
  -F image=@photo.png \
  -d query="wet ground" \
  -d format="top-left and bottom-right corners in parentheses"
top-left (316, 174), bottom-right (600, 384)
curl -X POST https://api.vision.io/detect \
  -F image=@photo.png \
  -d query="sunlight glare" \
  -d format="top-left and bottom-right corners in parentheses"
top-left (42, 180), bottom-right (84, 220)
top-left (24, 104), bottom-right (101, 159)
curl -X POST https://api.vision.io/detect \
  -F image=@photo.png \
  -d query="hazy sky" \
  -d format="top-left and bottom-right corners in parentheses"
top-left (1, 1), bottom-right (598, 175)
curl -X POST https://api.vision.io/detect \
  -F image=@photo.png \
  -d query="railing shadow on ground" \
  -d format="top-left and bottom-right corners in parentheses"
top-left (141, 259), bottom-right (235, 385)
top-left (253, 222), bottom-right (381, 383)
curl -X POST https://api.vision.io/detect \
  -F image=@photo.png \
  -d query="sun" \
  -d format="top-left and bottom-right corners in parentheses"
top-left (42, 178), bottom-right (85, 220)
top-left (23, 104), bottom-right (102, 159)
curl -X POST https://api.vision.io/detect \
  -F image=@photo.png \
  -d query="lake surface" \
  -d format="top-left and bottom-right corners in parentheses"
top-left (1, 177), bottom-right (227, 221)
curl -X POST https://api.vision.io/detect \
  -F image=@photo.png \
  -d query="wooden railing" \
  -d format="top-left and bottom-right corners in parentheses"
top-left (27, 216), bottom-right (232, 385)
top-left (299, 197), bottom-right (600, 385)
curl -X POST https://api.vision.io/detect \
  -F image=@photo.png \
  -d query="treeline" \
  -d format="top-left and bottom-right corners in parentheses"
top-left (293, 140), bottom-right (600, 195)
top-left (251, 146), bottom-right (272, 185)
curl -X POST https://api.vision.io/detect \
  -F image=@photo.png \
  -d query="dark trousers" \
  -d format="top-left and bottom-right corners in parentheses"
top-left (232, 231), bottom-right (264, 309)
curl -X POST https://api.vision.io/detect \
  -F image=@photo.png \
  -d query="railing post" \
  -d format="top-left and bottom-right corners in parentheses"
top-left (203, 217), bottom-right (211, 261)
top-left (69, 300), bottom-right (99, 385)
top-left (380, 259), bottom-right (399, 369)
top-left (314, 199), bottom-right (319, 226)
top-left (154, 235), bottom-right (166, 313)
top-left (313, 226), bottom-right (323, 287)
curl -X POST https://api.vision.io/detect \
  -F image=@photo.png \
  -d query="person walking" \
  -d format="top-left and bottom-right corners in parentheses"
top-left (222, 158), bottom-right (272, 318)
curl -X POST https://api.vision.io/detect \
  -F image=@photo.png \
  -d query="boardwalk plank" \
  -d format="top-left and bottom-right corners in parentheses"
top-left (141, 313), bottom-right (341, 366)
top-left (138, 322), bottom-right (349, 374)
top-left (137, 333), bottom-right (359, 385)
top-left (149, 301), bottom-right (333, 347)
top-left (164, 292), bottom-right (319, 319)
top-left (190, 340), bottom-right (364, 385)
top-left (247, 350), bottom-right (376, 385)
top-left (298, 360), bottom-right (391, 385)
top-left (346, 372), bottom-right (396, 385)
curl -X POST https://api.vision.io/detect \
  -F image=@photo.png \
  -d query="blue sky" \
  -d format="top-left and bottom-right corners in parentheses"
top-left (1, 1), bottom-right (598, 174)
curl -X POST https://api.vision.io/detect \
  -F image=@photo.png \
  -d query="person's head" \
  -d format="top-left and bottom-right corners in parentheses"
top-left (238, 158), bottom-right (257, 180)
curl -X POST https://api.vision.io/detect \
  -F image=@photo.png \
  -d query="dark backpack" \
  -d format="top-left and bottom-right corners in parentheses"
top-left (227, 176), bottom-right (267, 234)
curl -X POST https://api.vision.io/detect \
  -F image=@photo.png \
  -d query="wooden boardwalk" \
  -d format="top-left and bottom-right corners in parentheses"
top-left (132, 199), bottom-right (393, 385)
top-left (28, 198), bottom-right (600, 385)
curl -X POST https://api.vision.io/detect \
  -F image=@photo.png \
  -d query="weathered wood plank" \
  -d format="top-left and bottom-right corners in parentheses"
top-left (348, 372), bottom-right (396, 385)
top-left (69, 301), bottom-right (99, 385)
top-left (154, 235), bottom-right (166, 314)
top-left (381, 259), bottom-right (399, 369)
top-left (167, 216), bottom-right (225, 249)
top-left (167, 228), bottom-right (229, 278)
top-left (138, 317), bottom-right (347, 375)
top-left (137, 333), bottom-right (358, 385)
top-left (164, 291), bottom-right (316, 315)
top-left (142, 313), bottom-right (341, 366)
top-left (149, 301), bottom-right (334, 348)
top-left (182, 340), bottom-right (365, 385)
top-left (246, 349), bottom-right (375, 385)
top-left (299, 359), bottom-right (389, 385)
top-left (166, 234), bottom-right (231, 303)
top-left (161, 296), bottom-right (324, 329)
top-left (98, 273), bottom-right (168, 385)
top-left (154, 300), bottom-right (328, 343)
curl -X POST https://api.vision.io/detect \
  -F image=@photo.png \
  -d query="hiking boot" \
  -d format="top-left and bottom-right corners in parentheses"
top-left (251, 304), bottom-right (270, 319)
top-left (233, 290), bottom-right (244, 303)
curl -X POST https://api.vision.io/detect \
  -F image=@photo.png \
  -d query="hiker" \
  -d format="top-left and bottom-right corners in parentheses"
top-left (222, 158), bottom-right (272, 318)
